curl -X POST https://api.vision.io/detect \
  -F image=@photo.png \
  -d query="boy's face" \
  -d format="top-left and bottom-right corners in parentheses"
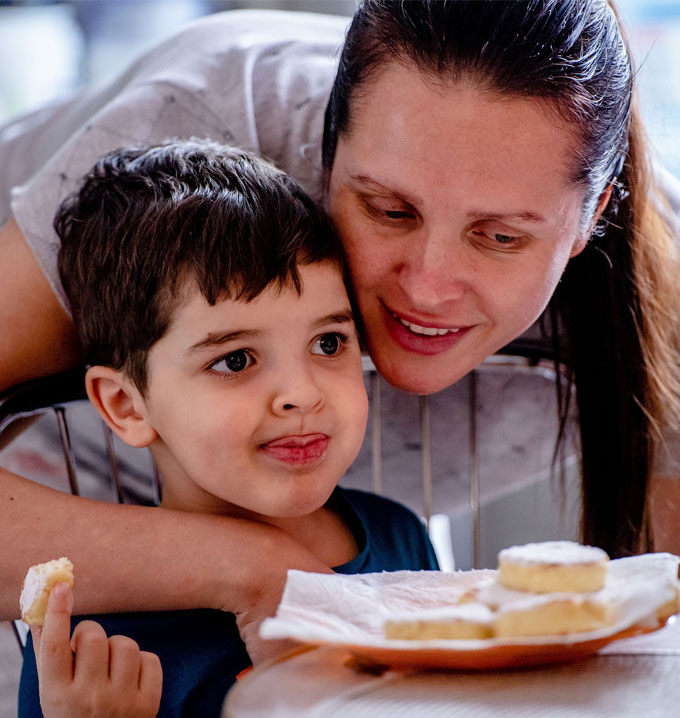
top-left (139, 261), bottom-right (368, 521)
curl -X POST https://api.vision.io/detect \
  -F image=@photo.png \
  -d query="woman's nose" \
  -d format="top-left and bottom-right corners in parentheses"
top-left (397, 228), bottom-right (468, 309)
top-left (271, 366), bottom-right (325, 417)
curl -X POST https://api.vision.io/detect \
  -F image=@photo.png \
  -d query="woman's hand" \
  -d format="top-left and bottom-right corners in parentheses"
top-left (31, 583), bottom-right (163, 718)
top-left (229, 523), bottom-right (333, 665)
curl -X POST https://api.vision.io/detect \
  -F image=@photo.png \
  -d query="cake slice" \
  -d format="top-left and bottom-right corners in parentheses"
top-left (498, 541), bottom-right (609, 593)
top-left (384, 603), bottom-right (494, 640)
top-left (493, 593), bottom-right (617, 637)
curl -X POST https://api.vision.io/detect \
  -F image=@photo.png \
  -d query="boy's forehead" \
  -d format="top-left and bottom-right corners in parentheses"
top-left (165, 261), bottom-right (352, 340)
top-left (175, 259), bottom-right (346, 305)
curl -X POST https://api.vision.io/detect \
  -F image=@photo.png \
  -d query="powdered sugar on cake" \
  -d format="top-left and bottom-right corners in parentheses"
top-left (499, 541), bottom-right (608, 566)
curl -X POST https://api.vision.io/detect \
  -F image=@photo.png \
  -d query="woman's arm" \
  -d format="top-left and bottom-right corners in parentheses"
top-left (2, 468), bottom-right (328, 660)
top-left (649, 476), bottom-right (680, 556)
top-left (0, 217), bottom-right (82, 393)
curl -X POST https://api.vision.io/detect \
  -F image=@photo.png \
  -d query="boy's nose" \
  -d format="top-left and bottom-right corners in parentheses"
top-left (271, 370), bottom-right (325, 417)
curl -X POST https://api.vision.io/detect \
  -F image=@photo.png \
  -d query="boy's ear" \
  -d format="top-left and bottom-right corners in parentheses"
top-left (85, 366), bottom-right (158, 448)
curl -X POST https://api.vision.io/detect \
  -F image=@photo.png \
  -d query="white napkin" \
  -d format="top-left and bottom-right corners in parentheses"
top-left (260, 554), bottom-right (680, 650)
top-left (261, 569), bottom-right (490, 644)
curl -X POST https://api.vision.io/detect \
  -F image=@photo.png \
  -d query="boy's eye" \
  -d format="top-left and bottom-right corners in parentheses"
top-left (210, 350), bottom-right (252, 374)
top-left (312, 333), bottom-right (343, 356)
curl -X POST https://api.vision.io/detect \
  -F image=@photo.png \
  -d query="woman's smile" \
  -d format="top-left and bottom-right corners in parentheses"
top-left (382, 304), bottom-right (472, 356)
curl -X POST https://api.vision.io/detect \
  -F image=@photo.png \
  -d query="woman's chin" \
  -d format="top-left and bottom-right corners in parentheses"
top-left (371, 352), bottom-right (471, 395)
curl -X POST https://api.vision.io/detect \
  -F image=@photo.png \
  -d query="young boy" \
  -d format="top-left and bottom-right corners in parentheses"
top-left (19, 140), bottom-right (439, 717)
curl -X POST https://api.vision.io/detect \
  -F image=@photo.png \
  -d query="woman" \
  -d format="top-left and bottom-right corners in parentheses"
top-left (322, 0), bottom-right (680, 558)
top-left (1, 0), bottom-right (678, 661)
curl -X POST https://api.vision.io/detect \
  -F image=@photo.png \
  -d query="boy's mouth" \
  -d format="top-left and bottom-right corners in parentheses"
top-left (259, 434), bottom-right (329, 465)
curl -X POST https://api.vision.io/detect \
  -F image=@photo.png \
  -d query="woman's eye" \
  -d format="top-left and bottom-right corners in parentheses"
top-left (384, 209), bottom-right (414, 220)
top-left (312, 333), bottom-right (344, 356)
top-left (492, 233), bottom-right (517, 245)
top-left (210, 350), bottom-right (253, 374)
top-left (364, 198), bottom-right (416, 222)
top-left (472, 228), bottom-right (524, 248)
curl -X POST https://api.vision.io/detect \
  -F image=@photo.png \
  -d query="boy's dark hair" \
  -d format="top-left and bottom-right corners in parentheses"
top-left (56, 139), bottom-right (344, 393)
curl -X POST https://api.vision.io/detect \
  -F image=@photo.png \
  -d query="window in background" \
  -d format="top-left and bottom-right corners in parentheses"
top-left (0, 3), bottom-right (83, 123)
top-left (0, 1), bottom-right (356, 126)
top-left (618, 0), bottom-right (680, 177)
top-left (0, 0), bottom-right (677, 170)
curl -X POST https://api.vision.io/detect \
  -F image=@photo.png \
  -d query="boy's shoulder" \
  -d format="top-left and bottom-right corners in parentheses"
top-left (332, 487), bottom-right (439, 573)
top-left (336, 486), bottom-right (422, 522)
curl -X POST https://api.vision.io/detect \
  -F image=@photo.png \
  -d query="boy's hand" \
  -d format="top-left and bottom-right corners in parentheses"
top-left (31, 583), bottom-right (163, 717)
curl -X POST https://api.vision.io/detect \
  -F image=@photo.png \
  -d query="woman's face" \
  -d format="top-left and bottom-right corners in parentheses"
top-left (328, 61), bottom-right (599, 394)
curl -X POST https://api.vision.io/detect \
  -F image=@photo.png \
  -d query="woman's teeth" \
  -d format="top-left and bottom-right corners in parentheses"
top-left (398, 317), bottom-right (460, 336)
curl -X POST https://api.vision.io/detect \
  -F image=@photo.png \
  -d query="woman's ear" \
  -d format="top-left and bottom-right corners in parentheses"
top-left (85, 366), bottom-right (158, 448)
top-left (570, 184), bottom-right (614, 258)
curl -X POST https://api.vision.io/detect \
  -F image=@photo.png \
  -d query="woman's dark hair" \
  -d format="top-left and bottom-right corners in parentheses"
top-left (323, 0), bottom-right (680, 557)
top-left (56, 139), bottom-right (344, 394)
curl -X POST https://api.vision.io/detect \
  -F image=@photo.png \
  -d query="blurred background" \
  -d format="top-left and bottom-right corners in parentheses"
top-left (0, 1), bottom-right (679, 715)
top-left (1, 0), bottom-right (678, 175)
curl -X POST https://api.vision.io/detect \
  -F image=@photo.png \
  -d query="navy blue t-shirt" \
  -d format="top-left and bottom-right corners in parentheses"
top-left (19, 487), bottom-right (439, 717)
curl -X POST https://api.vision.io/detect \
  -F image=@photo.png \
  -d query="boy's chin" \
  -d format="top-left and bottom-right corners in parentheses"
top-left (263, 490), bottom-right (337, 520)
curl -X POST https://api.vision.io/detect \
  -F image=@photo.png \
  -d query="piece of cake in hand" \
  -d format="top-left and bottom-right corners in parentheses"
top-left (498, 541), bottom-right (609, 593)
top-left (20, 557), bottom-right (74, 626)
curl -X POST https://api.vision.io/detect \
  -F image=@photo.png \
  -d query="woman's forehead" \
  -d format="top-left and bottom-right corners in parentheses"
top-left (338, 62), bottom-right (581, 188)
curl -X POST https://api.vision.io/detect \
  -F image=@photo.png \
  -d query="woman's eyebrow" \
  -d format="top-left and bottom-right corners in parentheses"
top-left (350, 174), bottom-right (420, 204)
top-left (351, 175), bottom-right (545, 223)
top-left (468, 210), bottom-right (546, 224)
top-left (186, 329), bottom-right (260, 354)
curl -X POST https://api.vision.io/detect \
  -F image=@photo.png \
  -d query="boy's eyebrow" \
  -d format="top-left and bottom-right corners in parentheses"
top-left (186, 311), bottom-right (354, 354)
top-left (186, 329), bottom-right (260, 353)
top-left (312, 310), bottom-right (355, 329)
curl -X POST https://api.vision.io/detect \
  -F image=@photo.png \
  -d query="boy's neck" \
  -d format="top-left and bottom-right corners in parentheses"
top-left (266, 503), bottom-right (359, 568)
top-left (160, 490), bottom-right (359, 568)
